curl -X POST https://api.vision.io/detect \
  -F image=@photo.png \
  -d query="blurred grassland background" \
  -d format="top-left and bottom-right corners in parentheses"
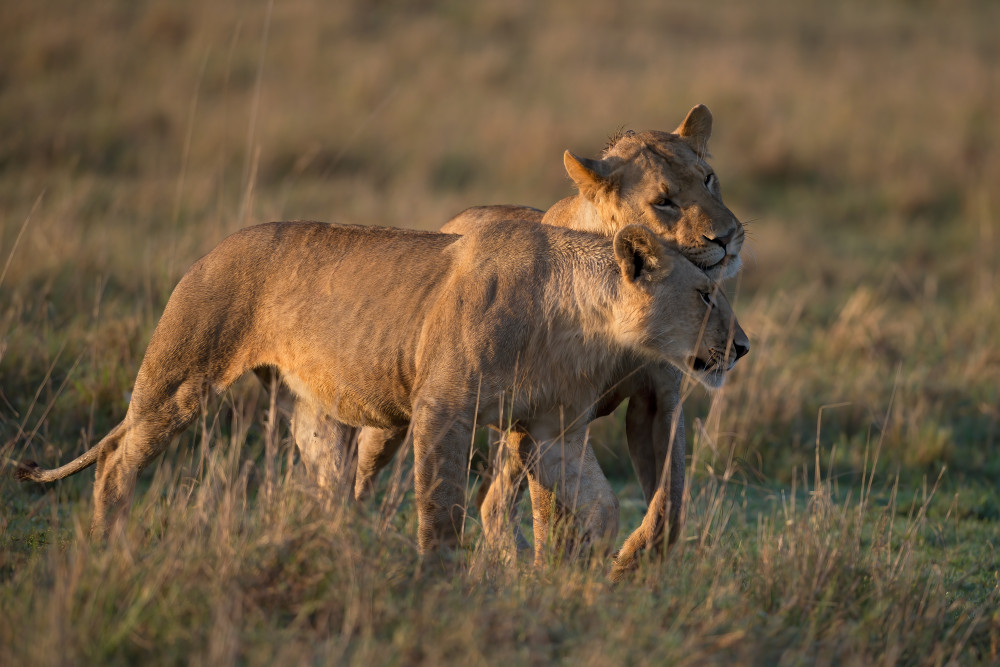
top-left (1, 0), bottom-right (999, 664)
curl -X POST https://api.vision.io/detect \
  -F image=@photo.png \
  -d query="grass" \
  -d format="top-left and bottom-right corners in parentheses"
top-left (2, 0), bottom-right (999, 663)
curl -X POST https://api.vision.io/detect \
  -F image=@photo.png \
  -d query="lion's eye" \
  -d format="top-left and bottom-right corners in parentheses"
top-left (653, 197), bottom-right (677, 210)
top-left (699, 290), bottom-right (714, 307)
top-left (705, 173), bottom-right (716, 189)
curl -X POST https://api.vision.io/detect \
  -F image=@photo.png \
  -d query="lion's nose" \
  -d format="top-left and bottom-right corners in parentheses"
top-left (703, 229), bottom-right (734, 249)
top-left (730, 323), bottom-right (750, 361)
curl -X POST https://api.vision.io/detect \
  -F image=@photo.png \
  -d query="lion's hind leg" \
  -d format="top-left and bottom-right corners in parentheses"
top-left (292, 397), bottom-right (358, 495)
top-left (90, 376), bottom-right (206, 540)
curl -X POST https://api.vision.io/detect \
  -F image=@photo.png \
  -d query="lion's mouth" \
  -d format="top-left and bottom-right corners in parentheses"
top-left (688, 355), bottom-right (727, 389)
top-left (700, 252), bottom-right (742, 280)
top-left (691, 352), bottom-right (735, 374)
top-left (707, 254), bottom-right (732, 270)
top-left (685, 353), bottom-right (732, 389)
top-left (691, 356), bottom-right (719, 373)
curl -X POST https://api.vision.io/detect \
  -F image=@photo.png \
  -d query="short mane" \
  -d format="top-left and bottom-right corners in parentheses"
top-left (602, 127), bottom-right (635, 157)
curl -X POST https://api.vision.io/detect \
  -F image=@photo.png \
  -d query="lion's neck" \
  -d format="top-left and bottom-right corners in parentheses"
top-left (567, 257), bottom-right (621, 343)
top-left (535, 249), bottom-right (628, 380)
top-left (542, 196), bottom-right (610, 235)
top-left (541, 203), bottom-right (652, 362)
top-left (503, 236), bottom-right (647, 417)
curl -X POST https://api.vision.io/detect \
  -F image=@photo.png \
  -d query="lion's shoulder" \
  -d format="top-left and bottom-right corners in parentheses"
top-left (441, 204), bottom-right (544, 235)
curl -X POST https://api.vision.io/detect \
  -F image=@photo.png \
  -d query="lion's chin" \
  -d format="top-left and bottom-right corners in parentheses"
top-left (705, 254), bottom-right (742, 281)
top-left (688, 356), bottom-right (728, 390)
top-left (696, 369), bottom-right (727, 390)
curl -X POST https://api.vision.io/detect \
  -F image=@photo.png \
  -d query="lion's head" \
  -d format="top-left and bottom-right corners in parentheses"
top-left (611, 224), bottom-right (749, 389)
top-left (558, 105), bottom-right (744, 281)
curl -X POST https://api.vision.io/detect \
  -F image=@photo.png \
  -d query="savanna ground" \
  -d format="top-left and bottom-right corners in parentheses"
top-left (2, 0), bottom-right (999, 664)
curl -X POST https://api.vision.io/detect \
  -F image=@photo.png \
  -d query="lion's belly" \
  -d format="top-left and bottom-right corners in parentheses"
top-left (281, 365), bottom-right (411, 430)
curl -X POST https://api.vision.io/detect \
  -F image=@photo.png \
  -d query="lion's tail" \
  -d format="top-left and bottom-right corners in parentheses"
top-left (14, 421), bottom-right (124, 483)
top-left (15, 446), bottom-right (99, 482)
top-left (15, 445), bottom-right (101, 483)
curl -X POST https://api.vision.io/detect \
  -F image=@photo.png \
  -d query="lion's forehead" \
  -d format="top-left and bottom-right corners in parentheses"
top-left (610, 130), bottom-right (702, 162)
top-left (617, 147), bottom-right (708, 190)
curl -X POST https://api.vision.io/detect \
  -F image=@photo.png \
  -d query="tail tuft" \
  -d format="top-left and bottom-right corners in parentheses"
top-left (14, 460), bottom-right (40, 482)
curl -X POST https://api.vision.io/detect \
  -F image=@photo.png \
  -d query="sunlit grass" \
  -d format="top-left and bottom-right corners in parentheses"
top-left (2, 399), bottom-right (995, 663)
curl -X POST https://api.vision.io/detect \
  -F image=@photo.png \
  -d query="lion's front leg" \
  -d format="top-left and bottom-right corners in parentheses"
top-left (411, 402), bottom-right (472, 556)
top-left (613, 363), bottom-right (687, 580)
top-left (624, 363), bottom-right (684, 506)
top-left (610, 483), bottom-right (679, 582)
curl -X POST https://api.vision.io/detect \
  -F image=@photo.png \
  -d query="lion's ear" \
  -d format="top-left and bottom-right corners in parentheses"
top-left (673, 104), bottom-right (713, 157)
top-left (564, 150), bottom-right (619, 200)
top-left (613, 225), bottom-right (672, 284)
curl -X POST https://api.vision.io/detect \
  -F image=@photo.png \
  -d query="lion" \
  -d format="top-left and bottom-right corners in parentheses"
top-left (347, 105), bottom-right (745, 572)
top-left (17, 218), bottom-right (748, 562)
